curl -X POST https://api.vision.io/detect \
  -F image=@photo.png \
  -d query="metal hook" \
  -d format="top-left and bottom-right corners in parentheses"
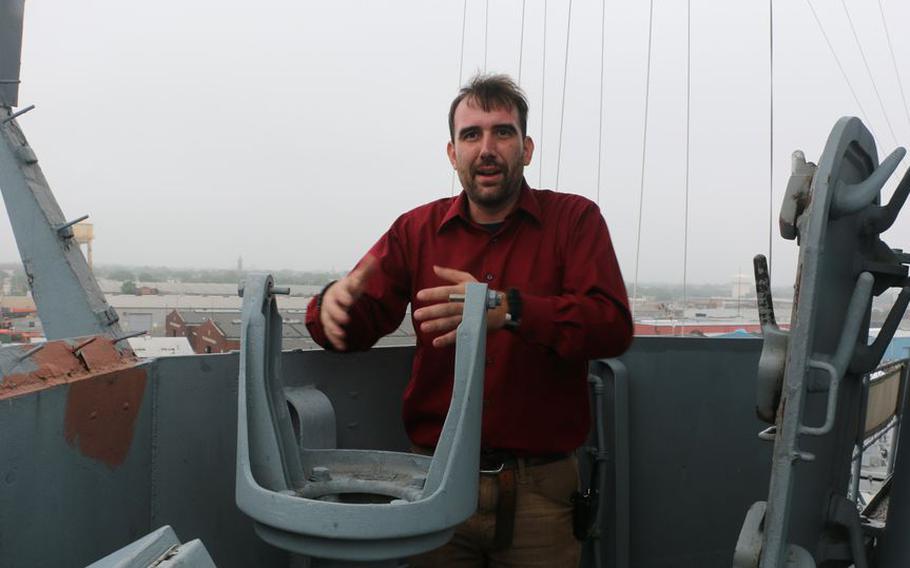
top-left (831, 147), bottom-right (906, 219)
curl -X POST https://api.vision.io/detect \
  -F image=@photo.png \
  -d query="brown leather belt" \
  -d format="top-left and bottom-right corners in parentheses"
top-left (479, 450), bottom-right (570, 550)
top-left (479, 450), bottom-right (569, 474)
top-left (410, 445), bottom-right (570, 551)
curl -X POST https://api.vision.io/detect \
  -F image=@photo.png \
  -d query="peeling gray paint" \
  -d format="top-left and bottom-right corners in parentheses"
top-left (0, 344), bottom-right (38, 383)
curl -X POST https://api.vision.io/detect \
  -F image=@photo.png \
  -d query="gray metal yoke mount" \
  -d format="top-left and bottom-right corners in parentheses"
top-left (735, 117), bottom-right (910, 567)
top-left (236, 274), bottom-right (492, 562)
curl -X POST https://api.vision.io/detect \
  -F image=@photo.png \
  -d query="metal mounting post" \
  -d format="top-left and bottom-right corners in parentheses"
top-left (0, 108), bottom-right (123, 340)
top-left (236, 274), bottom-right (490, 562)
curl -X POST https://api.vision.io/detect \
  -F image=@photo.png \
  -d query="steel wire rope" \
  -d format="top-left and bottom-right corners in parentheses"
top-left (875, 0), bottom-right (910, 195)
top-left (805, 0), bottom-right (871, 126)
top-left (631, 0), bottom-right (655, 313)
top-left (769, 0), bottom-right (774, 276)
top-left (877, 0), bottom-right (910, 131)
top-left (681, 0), bottom-right (691, 332)
top-left (539, 1), bottom-right (548, 187)
top-left (840, 0), bottom-right (898, 146)
top-left (518, 0), bottom-right (527, 84)
top-left (595, 0), bottom-right (607, 206)
top-left (484, 0), bottom-right (490, 72)
top-left (451, 0), bottom-right (469, 197)
top-left (554, 0), bottom-right (574, 191)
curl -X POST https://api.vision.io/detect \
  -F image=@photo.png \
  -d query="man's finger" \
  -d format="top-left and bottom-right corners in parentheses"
top-left (323, 320), bottom-right (347, 350)
top-left (324, 299), bottom-right (351, 326)
top-left (433, 265), bottom-right (476, 284)
top-left (432, 329), bottom-right (458, 348)
top-left (416, 284), bottom-right (464, 303)
top-left (413, 301), bottom-right (463, 322)
top-left (420, 315), bottom-right (462, 334)
top-left (332, 284), bottom-right (356, 310)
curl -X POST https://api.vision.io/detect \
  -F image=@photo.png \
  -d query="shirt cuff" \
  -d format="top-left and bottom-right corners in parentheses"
top-left (513, 293), bottom-right (556, 347)
top-left (305, 294), bottom-right (334, 350)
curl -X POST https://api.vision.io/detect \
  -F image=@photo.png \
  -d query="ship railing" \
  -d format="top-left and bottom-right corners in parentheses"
top-left (848, 358), bottom-right (910, 506)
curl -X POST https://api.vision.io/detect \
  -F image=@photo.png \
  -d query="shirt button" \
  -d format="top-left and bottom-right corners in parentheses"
top-left (485, 273), bottom-right (493, 281)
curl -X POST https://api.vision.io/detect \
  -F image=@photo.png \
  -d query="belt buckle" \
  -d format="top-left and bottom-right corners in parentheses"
top-left (480, 462), bottom-right (505, 475)
top-left (480, 451), bottom-right (509, 475)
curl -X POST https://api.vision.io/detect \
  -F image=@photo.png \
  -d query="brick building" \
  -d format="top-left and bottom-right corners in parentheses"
top-left (193, 317), bottom-right (240, 354)
top-left (165, 310), bottom-right (209, 340)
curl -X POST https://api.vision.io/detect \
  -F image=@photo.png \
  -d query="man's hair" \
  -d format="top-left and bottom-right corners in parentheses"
top-left (448, 74), bottom-right (529, 141)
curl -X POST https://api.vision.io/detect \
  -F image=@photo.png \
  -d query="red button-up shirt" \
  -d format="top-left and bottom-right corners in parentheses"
top-left (306, 182), bottom-right (632, 454)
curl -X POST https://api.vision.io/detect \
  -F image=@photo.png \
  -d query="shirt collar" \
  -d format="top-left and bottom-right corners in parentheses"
top-left (437, 179), bottom-right (542, 233)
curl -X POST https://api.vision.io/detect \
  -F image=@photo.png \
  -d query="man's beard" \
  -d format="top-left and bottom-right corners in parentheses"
top-left (459, 159), bottom-right (524, 210)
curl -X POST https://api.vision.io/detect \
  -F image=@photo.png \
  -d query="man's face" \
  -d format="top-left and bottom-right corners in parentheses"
top-left (447, 98), bottom-right (534, 215)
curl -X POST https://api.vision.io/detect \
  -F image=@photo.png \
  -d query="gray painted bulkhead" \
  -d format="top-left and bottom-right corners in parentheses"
top-left (0, 338), bottom-right (770, 567)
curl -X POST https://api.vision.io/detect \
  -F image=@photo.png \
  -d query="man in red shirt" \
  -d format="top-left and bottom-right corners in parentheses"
top-left (306, 74), bottom-right (632, 566)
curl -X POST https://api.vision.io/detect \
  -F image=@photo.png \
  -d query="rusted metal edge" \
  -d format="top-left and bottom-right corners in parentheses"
top-left (0, 335), bottom-right (140, 401)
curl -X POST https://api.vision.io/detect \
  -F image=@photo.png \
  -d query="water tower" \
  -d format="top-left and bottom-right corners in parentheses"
top-left (72, 221), bottom-right (94, 269)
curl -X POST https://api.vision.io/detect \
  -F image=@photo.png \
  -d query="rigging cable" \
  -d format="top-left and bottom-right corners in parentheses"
top-left (840, 0), bottom-right (898, 146)
top-left (451, 0), bottom-right (469, 197)
top-left (632, 0), bottom-right (655, 312)
top-left (484, 0), bottom-right (490, 72)
top-left (554, 0), bottom-right (574, 191)
top-left (539, 1), bottom-right (548, 187)
top-left (682, 0), bottom-right (691, 330)
top-left (518, 0), bottom-right (527, 84)
top-left (876, 0), bottom-right (910, 191)
top-left (769, 0), bottom-right (774, 275)
top-left (595, 0), bottom-right (607, 206)
top-left (876, 0), bottom-right (910, 131)
top-left (805, 0), bottom-right (870, 127)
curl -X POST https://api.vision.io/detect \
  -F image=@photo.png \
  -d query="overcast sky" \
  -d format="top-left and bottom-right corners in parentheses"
top-left (3, 0), bottom-right (910, 289)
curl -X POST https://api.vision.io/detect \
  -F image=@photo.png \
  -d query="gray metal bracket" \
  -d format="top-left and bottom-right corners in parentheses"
top-left (587, 359), bottom-right (630, 568)
top-left (236, 274), bottom-right (490, 562)
top-left (0, 108), bottom-right (124, 340)
top-left (734, 117), bottom-right (910, 568)
top-left (285, 386), bottom-right (337, 450)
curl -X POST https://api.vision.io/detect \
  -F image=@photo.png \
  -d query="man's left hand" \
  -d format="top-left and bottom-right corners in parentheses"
top-left (414, 265), bottom-right (507, 348)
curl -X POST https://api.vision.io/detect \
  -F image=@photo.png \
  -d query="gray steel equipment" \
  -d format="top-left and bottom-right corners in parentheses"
top-left (0, 0), bottom-right (123, 341)
top-left (879, 370), bottom-right (910, 565)
top-left (86, 525), bottom-right (217, 568)
top-left (734, 117), bottom-right (910, 567)
top-left (0, 108), bottom-right (124, 340)
top-left (0, 333), bottom-right (776, 568)
top-left (0, 0), bottom-right (23, 107)
top-left (235, 274), bottom-right (491, 562)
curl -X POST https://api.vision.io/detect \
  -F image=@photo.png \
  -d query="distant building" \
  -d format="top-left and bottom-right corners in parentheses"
top-left (165, 307), bottom-right (417, 354)
top-left (192, 317), bottom-right (240, 354)
top-left (127, 336), bottom-right (194, 358)
top-left (634, 320), bottom-right (791, 336)
top-left (97, 279), bottom-right (322, 297)
top-left (109, 294), bottom-right (312, 337)
top-left (165, 309), bottom-right (214, 343)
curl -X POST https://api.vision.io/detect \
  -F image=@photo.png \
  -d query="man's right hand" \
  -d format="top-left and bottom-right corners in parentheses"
top-left (319, 255), bottom-right (377, 351)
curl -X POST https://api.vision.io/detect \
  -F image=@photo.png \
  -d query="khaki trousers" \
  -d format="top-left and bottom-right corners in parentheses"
top-left (409, 456), bottom-right (581, 568)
